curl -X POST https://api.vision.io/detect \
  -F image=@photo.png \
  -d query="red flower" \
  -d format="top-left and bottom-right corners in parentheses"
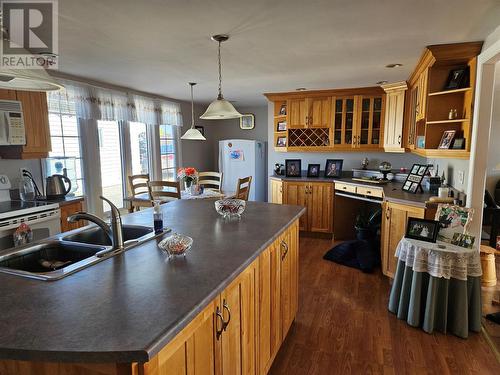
top-left (185, 167), bottom-right (197, 176)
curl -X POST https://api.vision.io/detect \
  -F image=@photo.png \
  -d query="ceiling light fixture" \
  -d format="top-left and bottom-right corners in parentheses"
top-left (385, 63), bottom-right (403, 68)
top-left (181, 82), bottom-right (206, 141)
top-left (296, 87), bottom-right (307, 91)
top-left (200, 34), bottom-right (242, 120)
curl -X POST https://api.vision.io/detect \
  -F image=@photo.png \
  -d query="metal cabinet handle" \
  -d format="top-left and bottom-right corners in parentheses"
top-left (281, 240), bottom-right (289, 260)
top-left (216, 306), bottom-right (224, 340)
top-left (386, 207), bottom-right (391, 220)
top-left (398, 135), bottom-right (401, 145)
top-left (222, 299), bottom-right (231, 331)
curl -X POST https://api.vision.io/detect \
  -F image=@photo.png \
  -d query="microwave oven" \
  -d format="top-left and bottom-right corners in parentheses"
top-left (0, 100), bottom-right (25, 145)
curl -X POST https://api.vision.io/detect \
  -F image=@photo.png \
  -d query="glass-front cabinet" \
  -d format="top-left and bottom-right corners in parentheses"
top-left (332, 97), bottom-right (356, 149)
top-left (358, 96), bottom-right (384, 148)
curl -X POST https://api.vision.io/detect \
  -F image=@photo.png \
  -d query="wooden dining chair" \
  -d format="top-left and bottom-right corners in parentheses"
top-left (235, 176), bottom-right (252, 201)
top-left (148, 180), bottom-right (182, 202)
top-left (198, 172), bottom-right (223, 192)
top-left (128, 174), bottom-right (152, 212)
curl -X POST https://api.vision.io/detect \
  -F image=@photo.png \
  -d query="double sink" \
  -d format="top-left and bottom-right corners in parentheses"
top-left (0, 224), bottom-right (158, 281)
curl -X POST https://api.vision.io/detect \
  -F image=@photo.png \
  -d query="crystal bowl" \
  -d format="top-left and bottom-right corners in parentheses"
top-left (215, 199), bottom-right (246, 218)
top-left (158, 233), bottom-right (193, 258)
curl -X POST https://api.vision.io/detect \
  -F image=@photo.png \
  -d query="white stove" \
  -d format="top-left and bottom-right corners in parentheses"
top-left (0, 175), bottom-right (61, 251)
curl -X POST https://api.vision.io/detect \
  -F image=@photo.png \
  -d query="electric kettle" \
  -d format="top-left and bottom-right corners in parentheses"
top-left (45, 174), bottom-right (72, 199)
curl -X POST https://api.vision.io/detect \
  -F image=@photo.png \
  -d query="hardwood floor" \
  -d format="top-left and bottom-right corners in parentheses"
top-left (269, 237), bottom-right (500, 375)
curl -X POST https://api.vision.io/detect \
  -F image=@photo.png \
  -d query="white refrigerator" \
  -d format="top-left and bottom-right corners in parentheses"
top-left (218, 140), bottom-right (266, 201)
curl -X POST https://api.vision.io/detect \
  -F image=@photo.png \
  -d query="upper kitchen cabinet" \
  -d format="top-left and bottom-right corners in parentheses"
top-left (266, 87), bottom-right (384, 152)
top-left (382, 81), bottom-right (407, 152)
top-left (0, 89), bottom-right (52, 159)
top-left (404, 42), bottom-right (483, 159)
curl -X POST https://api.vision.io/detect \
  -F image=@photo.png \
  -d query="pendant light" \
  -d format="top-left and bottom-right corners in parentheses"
top-left (0, 68), bottom-right (63, 91)
top-left (181, 82), bottom-right (206, 141)
top-left (200, 34), bottom-right (242, 120)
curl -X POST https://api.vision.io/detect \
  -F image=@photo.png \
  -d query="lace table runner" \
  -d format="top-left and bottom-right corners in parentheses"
top-left (395, 238), bottom-right (482, 280)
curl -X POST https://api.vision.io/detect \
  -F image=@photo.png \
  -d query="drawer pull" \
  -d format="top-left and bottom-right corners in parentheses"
top-left (281, 240), bottom-right (289, 260)
top-left (216, 306), bottom-right (224, 340)
top-left (222, 299), bottom-right (231, 331)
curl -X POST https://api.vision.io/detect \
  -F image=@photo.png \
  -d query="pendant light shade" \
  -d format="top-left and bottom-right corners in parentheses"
top-left (200, 34), bottom-right (241, 120)
top-left (181, 82), bottom-right (206, 141)
top-left (0, 68), bottom-right (63, 91)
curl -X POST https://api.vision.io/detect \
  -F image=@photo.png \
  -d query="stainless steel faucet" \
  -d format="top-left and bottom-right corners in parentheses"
top-left (67, 196), bottom-right (124, 254)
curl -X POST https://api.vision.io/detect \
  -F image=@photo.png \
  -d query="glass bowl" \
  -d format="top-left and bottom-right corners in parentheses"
top-left (215, 199), bottom-right (246, 218)
top-left (158, 233), bottom-right (193, 258)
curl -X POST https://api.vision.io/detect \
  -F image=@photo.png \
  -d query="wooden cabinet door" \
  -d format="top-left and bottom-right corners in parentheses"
top-left (383, 84), bottom-right (406, 152)
top-left (0, 89), bottom-right (16, 100)
top-left (258, 239), bottom-right (282, 375)
top-left (270, 179), bottom-right (282, 204)
top-left (308, 97), bottom-right (331, 128)
top-left (332, 97), bottom-right (356, 149)
top-left (60, 201), bottom-right (85, 232)
top-left (416, 68), bottom-right (428, 121)
top-left (381, 202), bottom-right (424, 278)
top-left (217, 263), bottom-right (256, 375)
top-left (308, 182), bottom-right (333, 233)
top-left (279, 222), bottom-right (299, 339)
top-left (142, 301), bottom-right (217, 375)
top-left (282, 182), bottom-right (309, 231)
top-left (356, 96), bottom-right (384, 149)
top-left (287, 98), bottom-right (307, 128)
top-left (16, 91), bottom-right (51, 158)
top-left (405, 85), bottom-right (419, 149)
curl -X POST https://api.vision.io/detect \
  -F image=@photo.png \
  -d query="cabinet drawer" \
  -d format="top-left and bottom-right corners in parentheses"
top-left (335, 182), bottom-right (356, 194)
top-left (356, 186), bottom-right (384, 198)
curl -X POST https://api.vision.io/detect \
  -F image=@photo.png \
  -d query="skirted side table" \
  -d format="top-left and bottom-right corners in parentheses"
top-left (388, 237), bottom-right (482, 338)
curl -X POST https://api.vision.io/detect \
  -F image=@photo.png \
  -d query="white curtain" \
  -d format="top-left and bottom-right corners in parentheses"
top-left (54, 79), bottom-right (182, 126)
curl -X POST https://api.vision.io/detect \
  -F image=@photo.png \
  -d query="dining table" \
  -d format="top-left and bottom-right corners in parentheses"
top-left (124, 188), bottom-right (234, 212)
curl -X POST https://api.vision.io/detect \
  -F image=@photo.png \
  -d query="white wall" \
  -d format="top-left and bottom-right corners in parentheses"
top-left (486, 65), bottom-right (500, 196)
top-left (0, 159), bottom-right (43, 196)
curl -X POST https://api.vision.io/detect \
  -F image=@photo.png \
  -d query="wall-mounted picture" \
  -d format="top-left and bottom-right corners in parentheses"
top-left (438, 130), bottom-right (456, 149)
top-left (276, 121), bottom-right (287, 132)
top-left (240, 114), bottom-right (255, 130)
top-left (444, 67), bottom-right (469, 90)
top-left (451, 233), bottom-right (475, 249)
top-left (435, 204), bottom-right (474, 243)
top-left (405, 218), bottom-right (439, 243)
top-left (285, 159), bottom-right (301, 177)
top-left (279, 104), bottom-right (287, 116)
top-left (194, 126), bottom-right (204, 136)
top-left (276, 136), bottom-right (287, 147)
top-left (402, 164), bottom-right (428, 193)
top-left (307, 164), bottom-right (320, 178)
top-left (324, 159), bottom-right (343, 178)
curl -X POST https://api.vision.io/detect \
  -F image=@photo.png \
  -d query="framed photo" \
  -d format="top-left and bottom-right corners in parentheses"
top-left (240, 114), bottom-right (255, 130)
top-left (194, 125), bottom-right (204, 136)
top-left (444, 67), bottom-right (469, 90)
top-left (276, 136), bottom-right (287, 147)
top-left (435, 204), bottom-right (474, 243)
top-left (405, 218), bottom-right (439, 243)
top-left (452, 138), bottom-right (465, 149)
top-left (307, 164), bottom-right (320, 178)
top-left (438, 130), bottom-right (456, 149)
top-left (416, 136), bottom-right (425, 149)
top-left (279, 104), bottom-right (287, 116)
top-left (324, 159), bottom-right (343, 178)
top-left (451, 233), bottom-right (475, 249)
top-left (402, 164), bottom-right (428, 193)
top-left (285, 159), bottom-right (301, 177)
top-left (276, 121), bottom-right (287, 132)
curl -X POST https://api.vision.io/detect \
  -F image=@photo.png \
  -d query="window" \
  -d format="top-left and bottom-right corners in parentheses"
top-left (47, 93), bottom-right (84, 196)
top-left (129, 122), bottom-right (150, 175)
top-left (160, 124), bottom-right (177, 181)
top-left (97, 120), bottom-right (125, 211)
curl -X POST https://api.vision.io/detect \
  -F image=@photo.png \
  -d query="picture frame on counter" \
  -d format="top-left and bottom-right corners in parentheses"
top-left (416, 136), bottom-right (425, 149)
top-left (438, 130), bottom-right (456, 149)
top-left (276, 120), bottom-right (287, 132)
top-left (285, 159), bottom-right (301, 177)
top-left (324, 159), bottom-right (343, 178)
top-left (435, 204), bottom-right (474, 243)
top-left (405, 218), bottom-right (439, 243)
top-left (240, 114), bottom-right (255, 130)
top-left (402, 163), bottom-right (428, 194)
top-left (276, 136), bottom-right (287, 147)
top-left (307, 164), bottom-right (320, 178)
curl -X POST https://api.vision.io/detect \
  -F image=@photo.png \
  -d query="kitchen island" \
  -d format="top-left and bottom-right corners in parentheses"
top-left (0, 199), bottom-right (304, 375)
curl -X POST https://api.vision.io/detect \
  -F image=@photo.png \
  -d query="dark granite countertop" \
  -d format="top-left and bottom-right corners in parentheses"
top-left (270, 175), bottom-right (433, 208)
top-left (0, 200), bottom-right (304, 363)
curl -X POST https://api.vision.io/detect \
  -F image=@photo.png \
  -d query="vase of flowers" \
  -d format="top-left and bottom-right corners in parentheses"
top-left (178, 167), bottom-right (198, 190)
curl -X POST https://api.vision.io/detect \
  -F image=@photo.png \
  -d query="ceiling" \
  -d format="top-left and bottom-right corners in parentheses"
top-left (56, 0), bottom-right (500, 106)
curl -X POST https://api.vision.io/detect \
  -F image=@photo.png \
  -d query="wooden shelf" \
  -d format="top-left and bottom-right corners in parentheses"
top-left (426, 118), bottom-right (469, 124)
top-left (428, 87), bottom-right (471, 96)
top-left (411, 148), bottom-right (470, 159)
top-left (275, 130), bottom-right (287, 133)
